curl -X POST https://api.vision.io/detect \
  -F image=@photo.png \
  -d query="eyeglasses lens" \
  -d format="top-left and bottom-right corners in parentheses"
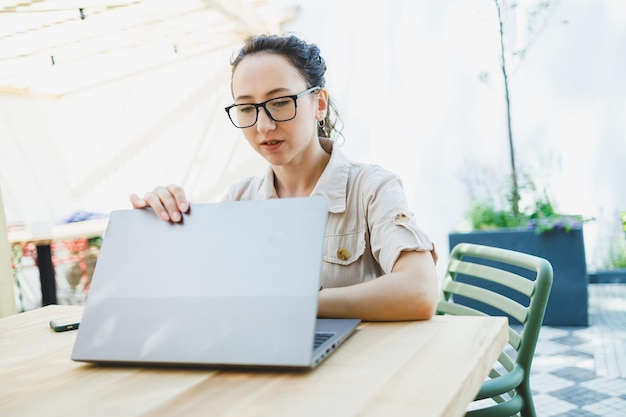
top-left (229, 97), bottom-right (296, 128)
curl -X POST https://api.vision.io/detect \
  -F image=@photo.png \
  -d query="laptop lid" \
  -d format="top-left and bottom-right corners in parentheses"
top-left (71, 196), bottom-right (359, 368)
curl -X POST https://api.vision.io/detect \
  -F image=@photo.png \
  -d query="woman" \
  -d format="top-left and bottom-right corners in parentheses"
top-left (130, 34), bottom-right (439, 321)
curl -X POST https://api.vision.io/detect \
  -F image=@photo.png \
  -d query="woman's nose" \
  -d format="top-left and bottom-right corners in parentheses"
top-left (256, 107), bottom-right (276, 131)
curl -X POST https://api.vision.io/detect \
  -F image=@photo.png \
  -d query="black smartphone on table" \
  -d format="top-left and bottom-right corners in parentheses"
top-left (49, 314), bottom-right (82, 332)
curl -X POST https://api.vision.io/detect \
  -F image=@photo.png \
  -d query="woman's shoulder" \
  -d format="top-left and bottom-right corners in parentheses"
top-left (348, 159), bottom-right (403, 190)
top-left (329, 142), bottom-right (401, 186)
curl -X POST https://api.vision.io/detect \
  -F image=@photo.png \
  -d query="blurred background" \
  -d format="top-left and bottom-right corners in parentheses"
top-left (1, 0), bottom-right (625, 286)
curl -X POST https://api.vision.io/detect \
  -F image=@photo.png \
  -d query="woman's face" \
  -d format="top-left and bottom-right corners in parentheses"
top-left (231, 53), bottom-right (327, 167)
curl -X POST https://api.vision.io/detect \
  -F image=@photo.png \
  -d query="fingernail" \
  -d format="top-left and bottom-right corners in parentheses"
top-left (172, 212), bottom-right (181, 222)
top-left (160, 211), bottom-right (169, 221)
top-left (180, 202), bottom-right (188, 212)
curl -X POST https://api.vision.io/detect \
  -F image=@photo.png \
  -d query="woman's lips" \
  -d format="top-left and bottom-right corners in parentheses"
top-left (261, 140), bottom-right (283, 152)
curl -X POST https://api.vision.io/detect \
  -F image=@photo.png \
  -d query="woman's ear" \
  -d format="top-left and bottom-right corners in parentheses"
top-left (316, 88), bottom-right (329, 120)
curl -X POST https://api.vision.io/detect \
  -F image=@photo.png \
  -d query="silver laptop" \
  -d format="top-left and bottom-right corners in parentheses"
top-left (71, 196), bottom-right (360, 369)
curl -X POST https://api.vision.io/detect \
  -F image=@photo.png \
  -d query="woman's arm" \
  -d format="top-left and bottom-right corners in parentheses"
top-left (317, 250), bottom-right (439, 321)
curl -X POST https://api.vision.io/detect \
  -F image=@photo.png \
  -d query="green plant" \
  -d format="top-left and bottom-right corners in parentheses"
top-left (466, 194), bottom-right (584, 234)
top-left (606, 211), bottom-right (626, 269)
top-left (466, 200), bottom-right (525, 230)
top-left (606, 237), bottom-right (626, 269)
top-left (461, 156), bottom-right (587, 234)
top-left (462, 2), bottom-right (577, 235)
top-left (607, 244), bottom-right (626, 269)
top-left (486, 0), bottom-right (563, 219)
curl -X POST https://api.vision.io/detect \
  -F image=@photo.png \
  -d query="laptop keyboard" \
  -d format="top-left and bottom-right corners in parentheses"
top-left (313, 332), bottom-right (335, 349)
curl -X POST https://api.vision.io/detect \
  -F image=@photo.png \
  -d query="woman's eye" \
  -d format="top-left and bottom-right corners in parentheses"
top-left (269, 99), bottom-right (291, 108)
top-left (237, 105), bottom-right (255, 114)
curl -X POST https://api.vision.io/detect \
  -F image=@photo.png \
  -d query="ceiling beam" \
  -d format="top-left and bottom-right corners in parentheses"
top-left (203, 0), bottom-right (276, 36)
top-left (0, 85), bottom-right (61, 100)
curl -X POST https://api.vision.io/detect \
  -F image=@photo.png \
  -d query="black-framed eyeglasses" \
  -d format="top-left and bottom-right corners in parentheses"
top-left (225, 86), bottom-right (321, 128)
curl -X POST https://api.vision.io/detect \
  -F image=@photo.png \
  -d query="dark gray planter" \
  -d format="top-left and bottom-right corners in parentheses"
top-left (588, 269), bottom-right (626, 284)
top-left (448, 227), bottom-right (588, 326)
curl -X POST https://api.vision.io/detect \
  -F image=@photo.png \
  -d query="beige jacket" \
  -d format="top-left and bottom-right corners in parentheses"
top-left (225, 139), bottom-right (436, 289)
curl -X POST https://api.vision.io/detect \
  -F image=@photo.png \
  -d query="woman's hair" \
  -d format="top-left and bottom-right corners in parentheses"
top-left (230, 33), bottom-right (342, 140)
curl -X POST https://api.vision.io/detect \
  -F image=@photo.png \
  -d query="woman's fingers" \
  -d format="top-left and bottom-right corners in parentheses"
top-left (129, 193), bottom-right (146, 209)
top-left (129, 184), bottom-right (190, 223)
top-left (166, 184), bottom-right (190, 213)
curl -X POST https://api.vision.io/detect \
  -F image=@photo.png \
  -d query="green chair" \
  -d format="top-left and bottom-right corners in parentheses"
top-left (437, 242), bottom-right (553, 417)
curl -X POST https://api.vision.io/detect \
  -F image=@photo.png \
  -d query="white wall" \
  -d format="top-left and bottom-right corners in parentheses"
top-left (1, 0), bottom-right (624, 277)
top-left (282, 0), bottom-right (626, 274)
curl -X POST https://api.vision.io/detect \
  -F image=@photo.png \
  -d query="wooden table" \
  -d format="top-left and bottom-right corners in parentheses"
top-left (8, 218), bottom-right (108, 305)
top-left (0, 305), bottom-right (508, 417)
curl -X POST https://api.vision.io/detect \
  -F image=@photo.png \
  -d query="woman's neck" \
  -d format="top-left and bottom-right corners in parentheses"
top-left (273, 142), bottom-right (331, 198)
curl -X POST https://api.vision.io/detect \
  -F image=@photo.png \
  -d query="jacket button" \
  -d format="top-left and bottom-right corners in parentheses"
top-left (394, 213), bottom-right (409, 224)
top-left (337, 247), bottom-right (350, 261)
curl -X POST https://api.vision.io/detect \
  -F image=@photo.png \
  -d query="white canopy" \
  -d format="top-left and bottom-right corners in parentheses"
top-left (1, 0), bottom-right (625, 273)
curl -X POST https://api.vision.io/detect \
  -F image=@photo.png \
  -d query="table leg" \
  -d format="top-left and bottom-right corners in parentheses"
top-left (36, 244), bottom-right (57, 305)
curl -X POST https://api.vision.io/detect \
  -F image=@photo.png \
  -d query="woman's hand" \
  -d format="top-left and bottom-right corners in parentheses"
top-left (129, 184), bottom-right (190, 223)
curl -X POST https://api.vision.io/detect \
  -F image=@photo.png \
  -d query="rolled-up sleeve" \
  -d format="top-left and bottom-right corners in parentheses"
top-left (359, 166), bottom-right (435, 274)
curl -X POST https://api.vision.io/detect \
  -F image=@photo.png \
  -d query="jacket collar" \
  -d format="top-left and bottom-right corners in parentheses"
top-left (259, 139), bottom-right (349, 213)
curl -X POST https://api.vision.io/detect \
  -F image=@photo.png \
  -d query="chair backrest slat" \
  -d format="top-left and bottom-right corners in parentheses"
top-left (496, 350), bottom-right (516, 372)
top-left (448, 259), bottom-right (536, 296)
top-left (442, 279), bottom-right (529, 324)
top-left (508, 328), bottom-right (521, 350)
top-left (436, 299), bottom-right (486, 317)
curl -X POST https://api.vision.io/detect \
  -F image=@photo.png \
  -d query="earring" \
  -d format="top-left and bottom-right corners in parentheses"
top-left (318, 119), bottom-right (325, 128)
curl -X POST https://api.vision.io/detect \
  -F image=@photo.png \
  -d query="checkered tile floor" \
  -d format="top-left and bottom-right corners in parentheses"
top-left (528, 284), bottom-right (626, 416)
